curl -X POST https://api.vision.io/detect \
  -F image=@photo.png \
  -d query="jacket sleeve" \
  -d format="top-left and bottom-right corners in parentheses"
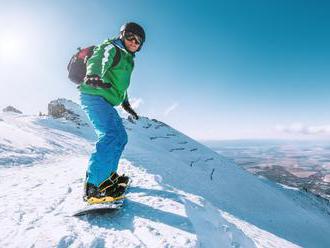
top-left (86, 41), bottom-right (115, 78)
top-left (123, 91), bottom-right (129, 104)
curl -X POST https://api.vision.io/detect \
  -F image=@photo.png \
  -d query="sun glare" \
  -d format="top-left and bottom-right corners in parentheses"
top-left (0, 32), bottom-right (26, 62)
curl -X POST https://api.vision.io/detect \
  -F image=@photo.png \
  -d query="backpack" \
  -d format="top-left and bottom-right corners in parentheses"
top-left (67, 44), bottom-right (120, 84)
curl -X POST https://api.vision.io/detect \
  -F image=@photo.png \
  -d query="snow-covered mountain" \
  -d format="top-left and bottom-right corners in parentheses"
top-left (0, 100), bottom-right (330, 248)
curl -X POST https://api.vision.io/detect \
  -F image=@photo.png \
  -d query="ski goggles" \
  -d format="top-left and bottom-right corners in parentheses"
top-left (124, 31), bottom-right (143, 46)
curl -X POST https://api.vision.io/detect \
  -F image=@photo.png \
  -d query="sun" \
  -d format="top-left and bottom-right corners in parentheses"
top-left (0, 32), bottom-right (26, 62)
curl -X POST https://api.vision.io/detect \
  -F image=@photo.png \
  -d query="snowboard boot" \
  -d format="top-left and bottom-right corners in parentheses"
top-left (117, 174), bottom-right (130, 187)
top-left (100, 172), bottom-right (129, 198)
top-left (84, 172), bottom-right (128, 205)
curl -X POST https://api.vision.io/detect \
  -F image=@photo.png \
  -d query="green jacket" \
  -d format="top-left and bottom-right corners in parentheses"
top-left (79, 38), bottom-right (135, 106)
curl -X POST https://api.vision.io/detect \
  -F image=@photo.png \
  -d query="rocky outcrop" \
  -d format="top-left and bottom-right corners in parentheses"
top-left (48, 98), bottom-right (90, 127)
top-left (2, 106), bottom-right (22, 114)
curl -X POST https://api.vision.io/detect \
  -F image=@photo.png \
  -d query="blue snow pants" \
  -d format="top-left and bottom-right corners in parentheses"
top-left (80, 93), bottom-right (128, 187)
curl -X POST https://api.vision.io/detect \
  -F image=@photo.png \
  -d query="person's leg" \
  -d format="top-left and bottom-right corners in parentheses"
top-left (80, 93), bottom-right (128, 187)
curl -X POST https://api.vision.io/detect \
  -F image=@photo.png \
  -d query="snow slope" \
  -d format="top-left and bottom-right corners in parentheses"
top-left (0, 110), bottom-right (329, 248)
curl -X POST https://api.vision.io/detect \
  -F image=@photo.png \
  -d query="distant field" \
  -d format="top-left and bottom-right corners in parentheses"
top-left (202, 139), bottom-right (330, 201)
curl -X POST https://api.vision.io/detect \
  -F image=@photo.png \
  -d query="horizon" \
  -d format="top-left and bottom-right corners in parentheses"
top-left (2, 106), bottom-right (329, 143)
top-left (1, 0), bottom-right (329, 140)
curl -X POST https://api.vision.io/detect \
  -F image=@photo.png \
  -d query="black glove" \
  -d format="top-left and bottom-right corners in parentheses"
top-left (84, 74), bottom-right (111, 89)
top-left (122, 100), bottom-right (139, 120)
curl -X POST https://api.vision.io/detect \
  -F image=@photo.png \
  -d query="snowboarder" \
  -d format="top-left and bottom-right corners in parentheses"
top-left (79, 22), bottom-right (145, 204)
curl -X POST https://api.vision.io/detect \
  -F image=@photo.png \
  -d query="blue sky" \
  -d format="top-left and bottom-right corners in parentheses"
top-left (0, 0), bottom-right (329, 140)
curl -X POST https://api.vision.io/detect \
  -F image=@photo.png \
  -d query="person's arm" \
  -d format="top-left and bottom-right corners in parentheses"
top-left (84, 41), bottom-right (116, 88)
top-left (122, 94), bottom-right (139, 120)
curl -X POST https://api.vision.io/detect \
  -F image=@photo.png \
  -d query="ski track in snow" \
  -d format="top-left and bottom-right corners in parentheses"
top-left (1, 112), bottom-right (330, 247)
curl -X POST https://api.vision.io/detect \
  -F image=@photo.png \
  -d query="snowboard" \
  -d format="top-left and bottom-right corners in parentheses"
top-left (73, 197), bottom-right (125, 217)
top-left (73, 180), bottom-right (130, 217)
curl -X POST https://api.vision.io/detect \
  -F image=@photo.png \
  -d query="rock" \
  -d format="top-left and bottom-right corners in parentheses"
top-left (2, 106), bottom-right (23, 114)
top-left (47, 98), bottom-right (90, 127)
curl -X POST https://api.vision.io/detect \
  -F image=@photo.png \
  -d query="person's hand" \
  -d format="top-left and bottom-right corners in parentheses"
top-left (122, 100), bottom-right (139, 120)
top-left (130, 110), bottom-right (139, 120)
top-left (84, 74), bottom-right (111, 89)
top-left (126, 107), bottom-right (139, 120)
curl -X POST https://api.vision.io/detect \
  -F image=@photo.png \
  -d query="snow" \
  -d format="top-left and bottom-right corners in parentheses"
top-left (277, 183), bottom-right (300, 191)
top-left (324, 174), bottom-right (330, 183)
top-left (0, 106), bottom-right (330, 248)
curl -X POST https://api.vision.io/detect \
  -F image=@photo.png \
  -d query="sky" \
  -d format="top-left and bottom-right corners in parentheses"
top-left (0, 0), bottom-right (329, 140)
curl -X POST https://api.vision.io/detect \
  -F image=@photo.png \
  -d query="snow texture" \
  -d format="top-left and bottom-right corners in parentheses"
top-left (0, 104), bottom-right (330, 248)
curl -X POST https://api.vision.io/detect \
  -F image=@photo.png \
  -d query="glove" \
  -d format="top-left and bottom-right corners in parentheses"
top-left (122, 100), bottom-right (139, 120)
top-left (84, 74), bottom-right (111, 89)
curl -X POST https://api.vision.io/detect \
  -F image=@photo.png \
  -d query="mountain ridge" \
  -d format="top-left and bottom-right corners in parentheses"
top-left (0, 99), bottom-right (329, 247)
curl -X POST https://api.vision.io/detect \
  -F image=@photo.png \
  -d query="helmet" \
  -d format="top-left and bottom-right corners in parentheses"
top-left (120, 22), bottom-right (146, 44)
